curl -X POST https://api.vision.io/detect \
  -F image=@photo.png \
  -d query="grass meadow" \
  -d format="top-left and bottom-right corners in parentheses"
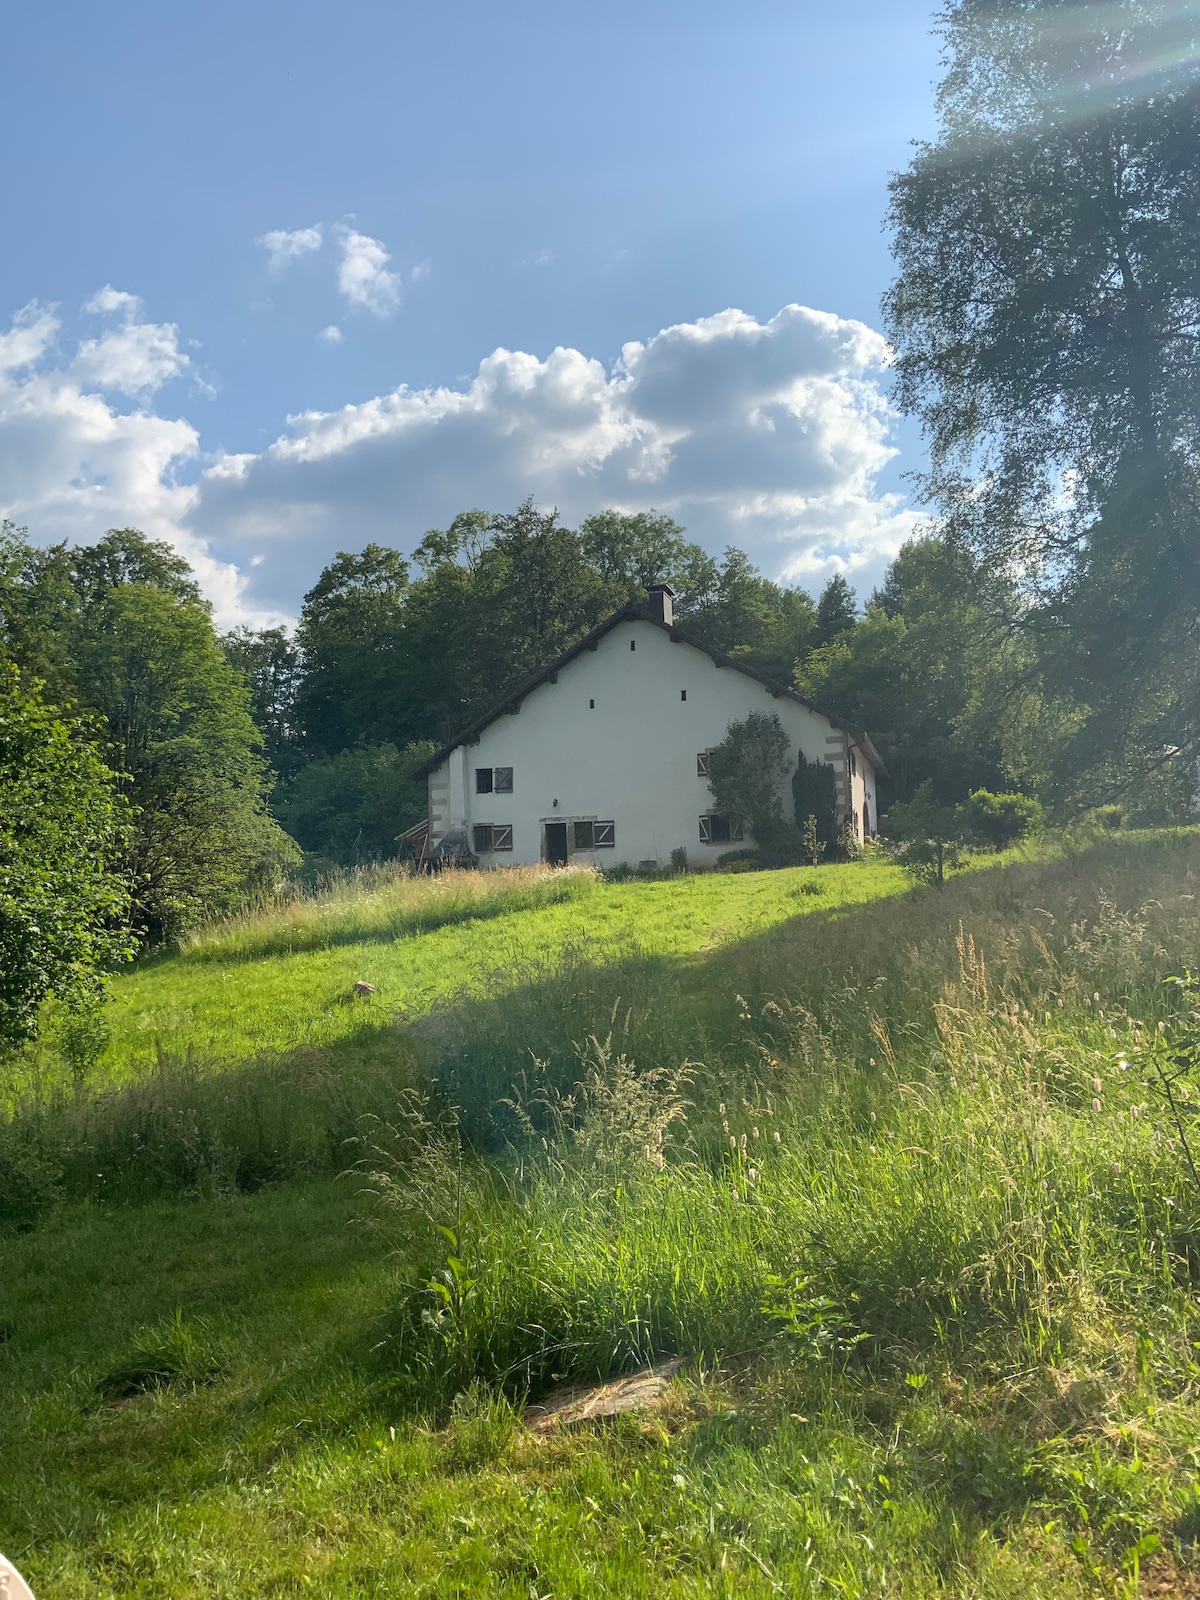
top-left (3, 832), bottom-right (1200, 1597)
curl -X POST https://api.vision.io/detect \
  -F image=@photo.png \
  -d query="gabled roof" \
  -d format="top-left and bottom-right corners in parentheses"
top-left (413, 600), bottom-right (886, 779)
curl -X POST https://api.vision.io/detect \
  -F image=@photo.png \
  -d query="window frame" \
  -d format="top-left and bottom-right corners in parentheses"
top-left (696, 751), bottom-right (711, 778)
top-left (493, 766), bottom-right (513, 794)
top-left (475, 766), bottom-right (493, 794)
top-left (573, 820), bottom-right (595, 851)
top-left (699, 813), bottom-right (743, 845)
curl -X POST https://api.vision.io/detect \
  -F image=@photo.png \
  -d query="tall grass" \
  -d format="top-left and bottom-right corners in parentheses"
top-left (174, 859), bottom-right (600, 963)
top-left (359, 830), bottom-right (1200, 1409)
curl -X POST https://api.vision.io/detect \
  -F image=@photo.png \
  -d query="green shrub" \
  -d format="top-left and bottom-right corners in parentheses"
top-left (962, 789), bottom-right (1044, 850)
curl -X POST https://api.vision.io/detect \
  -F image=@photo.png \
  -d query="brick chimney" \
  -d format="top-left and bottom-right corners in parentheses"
top-left (648, 583), bottom-right (675, 626)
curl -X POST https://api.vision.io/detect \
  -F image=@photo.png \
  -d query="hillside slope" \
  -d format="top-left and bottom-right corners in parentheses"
top-left (3, 834), bottom-right (1200, 1598)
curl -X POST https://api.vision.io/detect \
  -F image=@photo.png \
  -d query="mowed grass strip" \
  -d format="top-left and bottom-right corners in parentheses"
top-left (86, 861), bottom-right (907, 1089)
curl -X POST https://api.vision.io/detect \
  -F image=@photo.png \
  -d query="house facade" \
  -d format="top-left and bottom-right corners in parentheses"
top-left (415, 586), bottom-right (881, 871)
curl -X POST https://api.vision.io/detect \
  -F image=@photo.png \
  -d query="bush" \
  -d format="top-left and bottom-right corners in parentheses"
top-left (962, 789), bottom-right (1044, 850)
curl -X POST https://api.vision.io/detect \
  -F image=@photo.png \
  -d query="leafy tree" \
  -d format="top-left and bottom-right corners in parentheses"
top-left (294, 544), bottom-right (412, 756)
top-left (72, 577), bottom-right (300, 939)
top-left (274, 741), bottom-right (435, 867)
top-left (707, 712), bottom-right (795, 858)
top-left (886, 0), bottom-right (1200, 806)
top-left (222, 626), bottom-right (302, 776)
top-left (0, 665), bottom-right (133, 1049)
top-left (813, 574), bottom-right (858, 649)
top-left (886, 780), bottom-right (966, 888)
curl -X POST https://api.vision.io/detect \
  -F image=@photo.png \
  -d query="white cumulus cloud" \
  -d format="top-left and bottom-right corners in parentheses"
top-left (336, 227), bottom-right (401, 317)
top-left (259, 225), bottom-right (324, 273)
top-left (0, 294), bottom-right (917, 626)
top-left (192, 303), bottom-right (918, 613)
top-left (317, 324), bottom-right (343, 344)
top-left (0, 298), bottom-right (256, 623)
top-left (72, 284), bottom-right (191, 398)
top-left (0, 302), bottom-right (60, 374)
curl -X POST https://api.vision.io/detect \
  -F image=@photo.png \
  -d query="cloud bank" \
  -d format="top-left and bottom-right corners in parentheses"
top-left (0, 296), bottom-right (919, 626)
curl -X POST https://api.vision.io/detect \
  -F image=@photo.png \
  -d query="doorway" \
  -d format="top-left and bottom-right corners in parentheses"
top-left (544, 821), bottom-right (569, 866)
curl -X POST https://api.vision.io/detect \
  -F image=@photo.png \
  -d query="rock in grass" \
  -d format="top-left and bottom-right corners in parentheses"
top-left (524, 1358), bottom-right (681, 1433)
top-left (352, 981), bottom-right (376, 996)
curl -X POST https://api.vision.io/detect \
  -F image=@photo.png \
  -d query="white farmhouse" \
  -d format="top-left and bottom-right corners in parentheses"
top-left (412, 585), bottom-right (882, 871)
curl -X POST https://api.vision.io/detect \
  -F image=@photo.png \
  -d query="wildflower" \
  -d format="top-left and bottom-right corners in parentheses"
top-left (747, 1166), bottom-right (759, 1183)
top-left (1092, 1098), bottom-right (1102, 1113)
top-left (719, 1104), bottom-right (726, 1116)
top-left (1158, 1021), bottom-right (1167, 1033)
top-left (1094, 992), bottom-right (1100, 1003)
top-left (722, 1120), bottom-right (729, 1133)
top-left (773, 1131), bottom-right (781, 1144)
top-left (656, 1128), bottom-right (664, 1145)
top-left (1057, 998), bottom-right (1064, 1008)
top-left (1180, 1085), bottom-right (1190, 1103)
top-left (869, 1058), bottom-right (876, 1068)
top-left (1084, 998), bottom-right (1091, 1007)
top-left (656, 1152), bottom-right (665, 1172)
top-left (644, 1145), bottom-right (652, 1161)
top-left (1110, 1161), bottom-right (1122, 1174)
top-left (949, 1076), bottom-right (958, 1089)
top-left (869, 1111), bottom-right (877, 1124)
top-left (1117, 1059), bottom-right (1129, 1072)
top-left (730, 1135), bottom-right (737, 1150)
top-left (1130, 1104), bottom-right (1140, 1119)
top-left (740, 1134), bottom-right (748, 1152)
top-left (1093, 1077), bottom-right (1103, 1094)
top-left (752, 1127), bottom-right (759, 1140)
top-left (869, 1145), bottom-right (878, 1156)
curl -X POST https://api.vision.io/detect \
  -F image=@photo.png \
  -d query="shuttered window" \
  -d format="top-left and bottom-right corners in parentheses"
top-left (473, 823), bottom-right (514, 852)
top-left (699, 814), bottom-right (743, 844)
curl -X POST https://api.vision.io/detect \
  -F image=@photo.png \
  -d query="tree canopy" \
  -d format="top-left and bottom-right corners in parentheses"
top-left (0, 666), bottom-right (133, 1048)
top-left (885, 0), bottom-right (1200, 801)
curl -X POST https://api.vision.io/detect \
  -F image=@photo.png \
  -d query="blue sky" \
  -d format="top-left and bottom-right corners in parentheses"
top-left (0, 0), bottom-right (942, 621)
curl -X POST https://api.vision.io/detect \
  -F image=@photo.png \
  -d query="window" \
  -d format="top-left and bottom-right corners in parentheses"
top-left (473, 823), bottom-right (513, 853)
top-left (696, 752), bottom-right (710, 777)
top-left (849, 749), bottom-right (858, 778)
top-left (589, 699), bottom-right (595, 709)
top-left (572, 820), bottom-right (615, 850)
top-left (699, 814), bottom-right (743, 844)
top-left (680, 689), bottom-right (687, 701)
top-left (630, 639), bottom-right (636, 651)
top-left (476, 766), bottom-right (513, 794)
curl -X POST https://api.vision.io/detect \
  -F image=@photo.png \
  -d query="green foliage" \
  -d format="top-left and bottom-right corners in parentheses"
top-left (962, 788), bottom-right (1044, 850)
top-left (812, 573), bottom-right (857, 648)
top-left (885, 0), bottom-right (1200, 803)
top-left (0, 665), bottom-right (133, 1050)
top-left (707, 712), bottom-right (793, 854)
top-left (887, 779), bottom-right (966, 887)
top-left (273, 741), bottom-right (435, 866)
top-left (791, 750), bottom-right (838, 855)
top-left (800, 814), bottom-right (826, 868)
top-left (0, 527), bottom-right (300, 942)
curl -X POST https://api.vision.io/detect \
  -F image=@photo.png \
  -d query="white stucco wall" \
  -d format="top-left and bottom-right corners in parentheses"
top-left (427, 617), bottom-right (878, 869)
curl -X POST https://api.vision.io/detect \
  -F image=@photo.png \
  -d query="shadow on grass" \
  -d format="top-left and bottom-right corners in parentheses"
top-left (7, 824), bottom-right (1194, 1219)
